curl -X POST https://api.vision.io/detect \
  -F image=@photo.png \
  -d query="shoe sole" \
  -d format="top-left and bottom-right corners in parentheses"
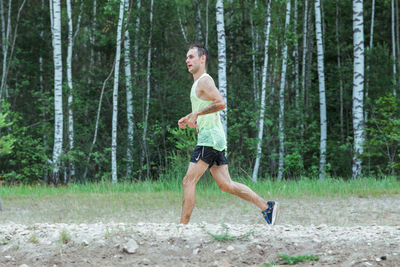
top-left (270, 202), bottom-right (279, 225)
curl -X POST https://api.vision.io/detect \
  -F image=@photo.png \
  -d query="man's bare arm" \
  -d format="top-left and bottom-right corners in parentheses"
top-left (187, 77), bottom-right (225, 128)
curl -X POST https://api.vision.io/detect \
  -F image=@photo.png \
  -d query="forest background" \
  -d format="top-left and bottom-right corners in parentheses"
top-left (0, 0), bottom-right (399, 185)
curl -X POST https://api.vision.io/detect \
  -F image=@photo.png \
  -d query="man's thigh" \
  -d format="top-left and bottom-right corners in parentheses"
top-left (209, 164), bottom-right (232, 186)
top-left (184, 160), bottom-right (209, 183)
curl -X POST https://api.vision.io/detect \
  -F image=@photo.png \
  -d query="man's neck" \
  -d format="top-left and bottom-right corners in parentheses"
top-left (192, 69), bottom-right (206, 81)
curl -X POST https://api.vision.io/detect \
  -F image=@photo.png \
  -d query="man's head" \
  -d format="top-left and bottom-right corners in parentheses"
top-left (186, 44), bottom-right (209, 74)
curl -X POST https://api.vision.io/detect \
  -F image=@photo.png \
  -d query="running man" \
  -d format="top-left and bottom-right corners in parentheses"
top-left (178, 44), bottom-right (278, 225)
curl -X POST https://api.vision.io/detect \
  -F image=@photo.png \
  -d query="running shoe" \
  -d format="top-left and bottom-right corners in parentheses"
top-left (262, 201), bottom-right (278, 225)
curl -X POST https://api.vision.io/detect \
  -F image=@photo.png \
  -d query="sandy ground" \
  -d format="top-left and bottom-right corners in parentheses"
top-left (1, 195), bottom-right (400, 266)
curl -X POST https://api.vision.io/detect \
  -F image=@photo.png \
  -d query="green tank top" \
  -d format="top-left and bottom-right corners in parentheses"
top-left (190, 73), bottom-right (227, 151)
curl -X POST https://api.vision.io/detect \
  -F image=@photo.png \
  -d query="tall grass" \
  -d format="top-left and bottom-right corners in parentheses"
top-left (0, 176), bottom-right (398, 198)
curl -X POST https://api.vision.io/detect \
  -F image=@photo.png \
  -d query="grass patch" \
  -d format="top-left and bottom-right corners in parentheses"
top-left (207, 223), bottom-right (253, 242)
top-left (0, 176), bottom-right (398, 198)
top-left (28, 234), bottom-right (39, 244)
top-left (277, 254), bottom-right (319, 265)
top-left (59, 229), bottom-right (71, 244)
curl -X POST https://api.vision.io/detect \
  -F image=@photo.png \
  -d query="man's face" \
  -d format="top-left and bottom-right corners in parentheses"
top-left (186, 48), bottom-right (204, 74)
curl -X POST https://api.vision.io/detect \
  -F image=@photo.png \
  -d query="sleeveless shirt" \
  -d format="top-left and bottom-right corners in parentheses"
top-left (190, 73), bottom-right (227, 151)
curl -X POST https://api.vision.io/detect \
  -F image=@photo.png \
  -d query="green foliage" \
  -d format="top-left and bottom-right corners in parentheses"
top-left (277, 254), bottom-right (319, 265)
top-left (364, 94), bottom-right (400, 175)
top-left (0, 109), bottom-right (16, 156)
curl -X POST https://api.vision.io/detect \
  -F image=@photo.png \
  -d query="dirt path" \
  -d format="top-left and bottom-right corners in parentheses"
top-left (1, 196), bottom-right (399, 266)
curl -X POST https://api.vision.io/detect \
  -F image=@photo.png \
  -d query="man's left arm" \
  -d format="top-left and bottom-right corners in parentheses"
top-left (187, 77), bottom-right (225, 128)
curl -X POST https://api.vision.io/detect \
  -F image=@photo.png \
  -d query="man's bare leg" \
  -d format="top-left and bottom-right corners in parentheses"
top-left (180, 160), bottom-right (209, 224)
top-left (210, 164), bottom-right (268, 211)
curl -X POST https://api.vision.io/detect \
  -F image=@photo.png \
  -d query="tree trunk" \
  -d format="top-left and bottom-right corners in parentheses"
top-left (216, 0), bottom-right (228, 137)
top-left (0, 0), bottom-right (10, 99)
top-left (352, 0), bottom-right (365, 179)
top-left (315, 0), bottom-right (327, 179)
top-left (51, 0), bottom-right (63, 185)
top-left (252, 0), bottom-right (272, 182)
top-left (301, 0), bottom-right (308, 134)
top-left (124, 0), bottom-right (134, 179)
top-left (88, 0), bottom-right (97, 85)
top-left (392, 0), bottom-right (397, 96)
top-left (250, 0), bottom-right (259, 102)
top-left (111, 0), bottom-right (125, 183)
top-left (278, 0), bottom-right (291, 180)
top-left (176, 0), bottom-right (188, 44)
top-left (142, 0), bottom-right (154, 179)
top-left (335, 0), bottom-right (344, 141)
top-left (66, 0), bottom-right (75, 182)
top-left (294, 0), bottom-right (300, 111)
top-left (194, 0), bottom-right (203, 42)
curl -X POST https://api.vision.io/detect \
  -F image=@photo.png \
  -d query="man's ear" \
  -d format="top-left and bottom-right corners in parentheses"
top-left (201, 54), bottom-right (206, 64)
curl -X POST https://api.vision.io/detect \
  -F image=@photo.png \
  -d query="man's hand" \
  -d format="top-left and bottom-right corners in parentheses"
top-left (187, 112), bottom-right (198, 129)
top-left (178, 115), bottom-right (189, 129)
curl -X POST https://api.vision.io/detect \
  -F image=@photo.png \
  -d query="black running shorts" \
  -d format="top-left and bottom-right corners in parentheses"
top-left (190, 146), bottom-right (228, 167)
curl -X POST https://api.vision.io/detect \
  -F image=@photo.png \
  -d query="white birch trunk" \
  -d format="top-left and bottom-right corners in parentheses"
top-left (278, 0), bottom-right (291, 180)
top-left (89, 0), bottom-right (97, 85)
top-left (252, 0), bottom-right (271, 182)
top-left (134, 0), bottom-right (141, 79)
top-left (301, 0), bottom-right (308, 134)
top-left (392, 0), bottom-right (397, 96)
top-left (315, 0), bottom-right (327, 179)
top-left (250, 0), bottom-right (259, 102)
top-left (352, 0), bottom-right (365, 179)
top-left (0, 0), bottom-right (10, 98)
top-left (142, 0), bottom-right (154, 179)
top-left (66, 0), bottom-right (75, 181)
top-left (216, 0), bottom-right (228, 137)
top-left (0, 0), bottom-right (5, 100)
top-left (51, 0), bottom-right (63, 184)
top-left (335, 0), bottom-right (344, 140)
top-left (111, 0), bottom-right (125, 183)
top-left (294, 0), bottom-right (300, 111)
top-left (124, 0), bottom-right (134, 178)
top-left (206, 0), bottom-right (209, 49)
top-left (176, 1), bottom-right (188, 44)
top-left (194, 0), bottom-right (203, 42)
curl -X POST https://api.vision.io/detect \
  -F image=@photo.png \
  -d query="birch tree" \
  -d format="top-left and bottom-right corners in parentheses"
top-left (216, 0), bottom-right (228, 136)
top-left (124, 0), bottom-right (134, 178)
top-left (315, 0), bottom-right (327, 179)
top-left (142, 0), bottom-right (154, 179)
top-left (249, 0), bottom-right (259, 102)
top-left (335, 0), bottom-right (344, 140)
top-left (50, 0), bottom-right (63, 184)
top-left (392, 0), bottom-right (397, 96)
top-left (278, 0), bottom-right (291, 180)
top-left (252, 0), bottom-right (272, 182)
top-left (352, 0), bottom-right (365, 179)
top-left (111, 0), bottom-right (125, 183)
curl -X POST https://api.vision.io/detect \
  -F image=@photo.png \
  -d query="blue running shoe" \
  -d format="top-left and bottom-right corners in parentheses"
top-left (262, 201), bottom-right (278, 225)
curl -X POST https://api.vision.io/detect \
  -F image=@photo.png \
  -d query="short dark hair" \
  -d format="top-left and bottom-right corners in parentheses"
top-left (189, 44), bottom-right (209, 66)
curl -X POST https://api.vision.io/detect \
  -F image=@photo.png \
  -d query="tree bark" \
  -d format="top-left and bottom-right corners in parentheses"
top-left (51, 0), bottom-right (63, 185)
top-left (124, 0), bottom-right (134, 178)
top-left (352, 0), bottom-right (365, 179)
top-left (142, 0), bottom-right (154, 179)
top-left (252, 0), bottom-right (272, 182)
top-left (315, 0), bottom-right (327, 179)
top-left (111, 0), bottom-right (125, 183)
top-left (216, 0), bottom-right (228, 138)
top-left (278, 0), bottom-right (291, 180)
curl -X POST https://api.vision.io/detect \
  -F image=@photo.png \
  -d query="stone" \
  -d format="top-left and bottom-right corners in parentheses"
top-left (122, 239), bottom-right (139, 254)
